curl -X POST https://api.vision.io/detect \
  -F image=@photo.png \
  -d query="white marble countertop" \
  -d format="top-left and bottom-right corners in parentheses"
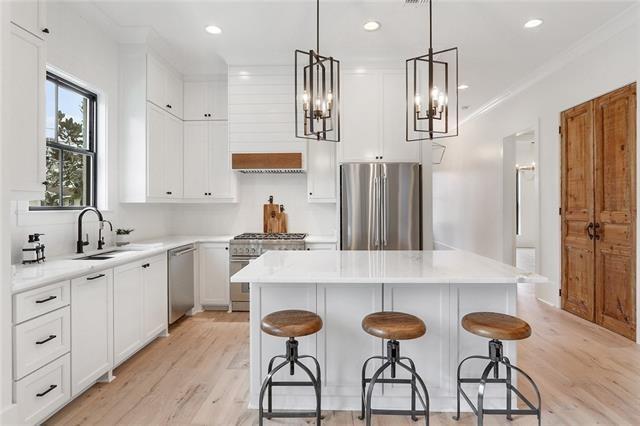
top-left (11, 235), bottom-right (234, 294)
top-left (305, 235), bottom-right (337, 244)
top-left (231, 250), bottom-right (547, 284)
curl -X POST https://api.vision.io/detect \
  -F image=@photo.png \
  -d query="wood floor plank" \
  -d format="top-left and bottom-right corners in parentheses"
top-left (47, 287), bottom-right (640, 425)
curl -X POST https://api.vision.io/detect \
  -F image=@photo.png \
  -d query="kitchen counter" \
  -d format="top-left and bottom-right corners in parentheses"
top-left (11, 235), bottom-right (234, 294)
top-left (231, 249), bottom-right (544, 284)
top-left (240, 250), bottom-right (546, 413)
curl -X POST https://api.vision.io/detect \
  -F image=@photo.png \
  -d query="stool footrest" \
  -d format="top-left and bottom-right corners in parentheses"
top-left (264, 411), bottom-right (318, 419)
top-left (370, 409), bottom-right (427, 417)
top-left (270, 381), bottom-right (315, 387)
top-left (364, 378), bottom-right (413, 384)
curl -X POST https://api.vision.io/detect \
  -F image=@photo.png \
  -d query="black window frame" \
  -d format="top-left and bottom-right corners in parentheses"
top-left (31, 72), bottom-right (98, 211)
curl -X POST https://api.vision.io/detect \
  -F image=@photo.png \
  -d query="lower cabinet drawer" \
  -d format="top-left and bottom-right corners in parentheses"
top-left (14, 281), bottom-right (70, 324)
top-left (15, 353), bottom-right (71, 425)
top-left (14, 307), bottom-right (71, 380)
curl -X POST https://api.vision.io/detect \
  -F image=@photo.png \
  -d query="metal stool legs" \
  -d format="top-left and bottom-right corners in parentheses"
top-left (453, 339), bottom-right (541, 426)
top-left (258, 338), bottom-right (321, 425)
top-left (358, 340), bottom-right (430, 426)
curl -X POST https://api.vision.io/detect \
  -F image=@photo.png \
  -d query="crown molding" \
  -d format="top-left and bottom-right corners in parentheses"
top-left (461, 3), bottom-right (640, 126)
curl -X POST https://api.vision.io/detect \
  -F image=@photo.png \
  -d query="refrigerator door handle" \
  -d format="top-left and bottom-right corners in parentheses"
top-left (383, 174), bottom-right (389, 246)
top-left (373, 176), bottom-right (380, 247)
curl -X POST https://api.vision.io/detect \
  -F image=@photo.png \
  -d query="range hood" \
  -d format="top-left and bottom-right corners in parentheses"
top-left (231, 153), bottom-right (304, 174)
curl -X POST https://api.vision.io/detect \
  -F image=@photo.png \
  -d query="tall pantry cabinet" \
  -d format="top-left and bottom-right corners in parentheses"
top-left (561, 83), bottom-right (637, 340)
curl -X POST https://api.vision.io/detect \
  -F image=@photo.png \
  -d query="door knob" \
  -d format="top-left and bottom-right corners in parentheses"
top-left (586, 222), bottom-right (594, 240)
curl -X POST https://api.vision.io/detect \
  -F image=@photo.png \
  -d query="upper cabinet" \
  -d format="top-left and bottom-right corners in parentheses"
top-left (340, 70), bottom-right (421, 163)
top-left (146, 104), bottom-right (184, 200)
top-left (184, 80), bottom-right (228, 121)
top-left (10, 0), bottom-right (48, 39)
top-left (4, 23), bottom-right (46, 200)
top-left (146, 54), bottom-right (183, 119)
top-left (307, 142), bottom-right (336, 203)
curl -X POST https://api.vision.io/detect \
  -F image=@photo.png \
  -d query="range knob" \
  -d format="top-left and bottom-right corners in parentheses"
top-left (251, 247), bottom-right (256, 254)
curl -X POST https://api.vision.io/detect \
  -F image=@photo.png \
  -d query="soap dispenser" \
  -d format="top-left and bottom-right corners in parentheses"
top-left (33, 233), bottom-right (46, 263)
top-left (22, 234), bottom-right (39, 264)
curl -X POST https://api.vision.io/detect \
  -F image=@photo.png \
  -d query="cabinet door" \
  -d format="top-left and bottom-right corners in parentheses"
top-left (6, 24), bottom-right (46, 198)
top-left (142, 255), bottom-right (168, 341)
top-left (382, 73), bottom-right (421, 162)
top-left (340, 72), bottom-right (382, 162)
top-left (208, 80), bottom-right (228, 120)
top-left (183, 121), bottom-right (209, 199)
top-left (307, 141), bottom-right (336, 202)
top-left (184, 82), bottom-right (207, 120)
top-left (71, 271), bottom-right (112, 396)
top-left (146, 103), bottom-right (166, 198)
top-left (209, 122), bottom-right (233, 199)
top-left (10, 0), bottom-right (46, 39)
top-left (146, 54), bottom-right (166, 109)
top-left (199, 244), bottom-right (229, 306)
top-left (164, 113), bottom-right (184, 198)
top-left (113, 262), bottom-right (143, 365)
top-left (166, 71), bottom-right (183, 119)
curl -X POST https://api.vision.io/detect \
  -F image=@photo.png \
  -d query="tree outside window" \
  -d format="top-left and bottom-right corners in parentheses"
top-left (30, 73), bottom-right (97, 210)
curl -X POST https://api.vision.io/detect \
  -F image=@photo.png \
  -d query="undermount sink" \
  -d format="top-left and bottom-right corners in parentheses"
top-left (74, 249), bottom-right (135, 260)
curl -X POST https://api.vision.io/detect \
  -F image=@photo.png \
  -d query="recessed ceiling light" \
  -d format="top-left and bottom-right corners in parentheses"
top-left (205, 25), bottom-right (222, 35)
top-left (523, 18), bottom-right (543, 29)
top-left (458, 84), bottom-right (469, 90)
top-left (363, 21), bottom-right (381, 32)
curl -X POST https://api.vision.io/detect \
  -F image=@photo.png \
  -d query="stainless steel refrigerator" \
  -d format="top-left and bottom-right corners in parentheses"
top-left (340, 163), bottom-right (422, 250)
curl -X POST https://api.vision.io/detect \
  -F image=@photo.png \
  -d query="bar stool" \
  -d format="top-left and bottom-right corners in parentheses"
top-left (258, 309), bottom-right (322, 425)
top-left (358, 311), bottom-right (430, 426)
top-left (453, 312), bottom-right (541, 426)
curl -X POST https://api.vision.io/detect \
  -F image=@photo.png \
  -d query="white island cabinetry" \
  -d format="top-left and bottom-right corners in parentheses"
top-left (232, 250), bottom-right (539, 412)
top-left (199, 243), bottom-right (230, 307)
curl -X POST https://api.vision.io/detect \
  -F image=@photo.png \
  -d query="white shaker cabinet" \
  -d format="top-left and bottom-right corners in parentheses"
top-left (307, 141), bottom-right (336, 203)
top-left (142, 255), bottom-right (168, 340)
top-left (114, 255), bottom-right (168, 366)
top-left (199, 243), bottom-right (229, 307)
top-left (183, 121), bottom-right (236, 201)
top-left (4, 23), bottom-right (46, 200)
top-left (10, 0), bottom-right (48, 39)
top-left (339, 70), bottom-right (421, 163)
top-left (70, 271), bottom-right (113, 397)
top-left (147, 54), bottom-right (183, 119)
top-left (113, 262), bottom-right (143, 366)
top-left (184, 80), bottom-right (228, 121)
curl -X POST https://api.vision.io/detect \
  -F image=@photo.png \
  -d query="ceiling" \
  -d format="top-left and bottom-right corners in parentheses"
top-left (73, 0), bottom-right (634, 119)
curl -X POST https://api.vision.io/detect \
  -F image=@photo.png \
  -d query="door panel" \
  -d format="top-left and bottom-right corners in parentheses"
top-left (561, 101), bottom-right (595, 321)
top-left (340, 163), bottom-right (380, 250)
top-left (381, 163), bottom-right (421, 250)
top-left (594, 83), bottom-right (636, 340)
top-left (183, 121), bottom-right (209, 199)
top-left (146, 103), bottom-right (165, 198)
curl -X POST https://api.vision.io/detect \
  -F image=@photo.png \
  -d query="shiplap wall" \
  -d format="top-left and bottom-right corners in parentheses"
top-left (228, 66), bottom-right (306, 164)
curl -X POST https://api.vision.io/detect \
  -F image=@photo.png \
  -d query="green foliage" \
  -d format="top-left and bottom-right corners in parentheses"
top-left (43, 104), bottom-right (90, 207)
top-left (116, 229), bottom-right (135, 235)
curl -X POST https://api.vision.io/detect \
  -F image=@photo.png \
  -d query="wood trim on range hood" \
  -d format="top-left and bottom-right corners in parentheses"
top-left (231, 153), bottom-right (304, 173)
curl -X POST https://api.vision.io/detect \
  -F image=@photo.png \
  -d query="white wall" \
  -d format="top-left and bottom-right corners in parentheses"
top-left (516, 139), bottom-right (537, 248)
top-left (8, 2), bottom-right (171, 263)
top-left (433, 15), bottom-right (639, 306)
top-left (170, 173), bottom-right (336, 236)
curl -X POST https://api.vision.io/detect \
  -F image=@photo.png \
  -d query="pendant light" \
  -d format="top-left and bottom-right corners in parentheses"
top-left (295, 0), bottom-right (340, 142)
top-left (406, 0), bottom-right (458, 141)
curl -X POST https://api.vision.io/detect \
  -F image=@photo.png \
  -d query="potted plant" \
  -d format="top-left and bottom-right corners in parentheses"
top-left (115, 228), bottom-right (134, 246)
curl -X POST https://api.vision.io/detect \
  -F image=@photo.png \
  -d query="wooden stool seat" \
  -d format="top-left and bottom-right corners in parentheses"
top-left (261, 309), bottom-right (323, 338)
top-left (362, 311), bottom-right (426, 340)
top-left (461, 312), bottom-right (531, 341)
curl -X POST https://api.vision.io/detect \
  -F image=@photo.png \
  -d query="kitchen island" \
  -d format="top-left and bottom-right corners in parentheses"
top-left (231, 250), bottom-right (544, 413)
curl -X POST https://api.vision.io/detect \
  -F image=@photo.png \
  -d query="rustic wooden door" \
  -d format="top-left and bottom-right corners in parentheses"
top-left (594, 83), bottom-right (636, 340)
top-left (561, 101), bottom-right (596, 322)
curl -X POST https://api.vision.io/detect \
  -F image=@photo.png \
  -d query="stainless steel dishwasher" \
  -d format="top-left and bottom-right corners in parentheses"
top-left (168, 244), bottom-right (196, 324)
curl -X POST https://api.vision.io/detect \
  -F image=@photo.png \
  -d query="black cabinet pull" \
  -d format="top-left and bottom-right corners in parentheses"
top-left (41, 28), bottom-right (50, 34)
top-left (35, 295), bottom-right (56, 304)
top-left (309, 192), bottom-right (313, 196)
top-left (36, 384), bottom-right (57, 397)
top-left (166, 191), bottom-right (172, 195)
top-left (142, 263), bottom-right (150, 268)
top-left (86, 274), bottom-right (105, 281)
top-left (35, 335), bottom-right (56, 345)
top-left (166, 104), bottom-right (172, 109)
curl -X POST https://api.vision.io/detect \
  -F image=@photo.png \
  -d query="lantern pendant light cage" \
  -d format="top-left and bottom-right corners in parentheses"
top-left (294, 0), bottom-right (341, 142)
top-left (406, 0), bottom-right (459, 141)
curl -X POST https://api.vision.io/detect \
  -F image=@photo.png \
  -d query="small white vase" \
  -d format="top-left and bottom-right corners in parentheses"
top-left (115, 234), bottom-right (130, 246)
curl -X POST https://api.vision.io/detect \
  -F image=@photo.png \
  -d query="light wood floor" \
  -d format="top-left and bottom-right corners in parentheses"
top-left (47, 284), bottom-right (640, 425)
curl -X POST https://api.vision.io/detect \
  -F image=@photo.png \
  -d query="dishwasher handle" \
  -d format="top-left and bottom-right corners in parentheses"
top-left (171, 247), bottom-right (196, 257)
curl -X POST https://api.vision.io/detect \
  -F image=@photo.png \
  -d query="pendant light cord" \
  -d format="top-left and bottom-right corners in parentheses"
top-left (429, 0), bottom-right (433, 51)
top-left (316, 0), bottom-right (320, 54)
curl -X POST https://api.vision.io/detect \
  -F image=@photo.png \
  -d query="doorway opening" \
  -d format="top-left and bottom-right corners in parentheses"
top-left (502, 127), bottom-right (539, 274)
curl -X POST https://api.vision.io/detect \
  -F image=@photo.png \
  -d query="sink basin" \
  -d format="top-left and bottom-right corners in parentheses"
top-left (74, 249), bottom-right (135, 260)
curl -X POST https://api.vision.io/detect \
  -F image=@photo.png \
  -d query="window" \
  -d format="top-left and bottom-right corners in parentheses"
top-left (30, 72), bottom-right (97, 210)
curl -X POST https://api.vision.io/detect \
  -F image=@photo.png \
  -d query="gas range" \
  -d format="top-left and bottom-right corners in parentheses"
top-left (230, 233), bottom-right (307, 258)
